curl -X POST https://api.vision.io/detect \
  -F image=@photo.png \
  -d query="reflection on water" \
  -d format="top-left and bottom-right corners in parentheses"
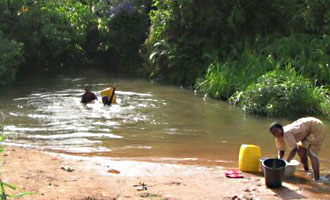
top-left (0, 71), bottom-right (330, 175)
top-left (3, 80), bottom-right (160, 153)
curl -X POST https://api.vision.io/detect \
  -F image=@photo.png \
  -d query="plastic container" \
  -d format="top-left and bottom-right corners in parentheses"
top-left (260, 158), bottom-right (299, 178)
top-left (285, 160), bottom-right (299, 178)
top-left (238, 144), bottom-right (261, 172)
top-left (100, 87), bottom-right (116, 104)
top-left (262, 159), bottom-right (286, 188)
top-left (259, 157), bottom-right (268, 175)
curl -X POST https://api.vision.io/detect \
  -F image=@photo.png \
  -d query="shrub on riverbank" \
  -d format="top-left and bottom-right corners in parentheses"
top-left (229, 68), bottom-right (330, 118)
top-left (0, 31), bottom-right (24, 86)
top-left (196, 32), bottom-right (330, 118)
top-left (196, 51), bottom-right (274, 100)
top-left (262, 34), bottom-right (330, 85)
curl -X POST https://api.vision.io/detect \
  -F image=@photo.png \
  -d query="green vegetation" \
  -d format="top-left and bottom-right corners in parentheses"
top-left (229, 68), bottom-right (330, 117)
top-left (101, 1), bottom-right (150, 71)
top-left (0, 0), bottom-right (151, 83)
top-left (142, 0), bottom-right (330, 118)
top-left (0, 0), bottom-right (329, 118)
top-left (0, 31), bottom-right (23, 86)
top-left (262, 34), bottom-right (330, 85)
top-left (144, 0), bottom-right (225, 85)
top-left (196, 33), bottom-right (330, 117)
top-left (196, 51), bottom-right (274, 100)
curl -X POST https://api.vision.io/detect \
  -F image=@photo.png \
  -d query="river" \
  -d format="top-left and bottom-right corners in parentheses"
top-left (1, 70), bottom-right (330, 175)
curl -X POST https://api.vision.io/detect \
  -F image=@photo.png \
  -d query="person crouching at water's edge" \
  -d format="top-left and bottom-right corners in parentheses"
top-left (81, 84), bottom-right (97, 104)
top-left (269, 117), bottom-right (325, 180)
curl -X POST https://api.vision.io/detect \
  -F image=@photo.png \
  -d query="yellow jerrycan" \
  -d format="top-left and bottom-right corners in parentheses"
top-left (238, 144), bottom-right (261, 172)
top-left (100, 87), bottom-right (117, 105)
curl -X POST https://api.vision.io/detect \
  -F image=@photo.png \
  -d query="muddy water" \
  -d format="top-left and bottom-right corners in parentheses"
top-left (1, 70), bottom-right (330, 175)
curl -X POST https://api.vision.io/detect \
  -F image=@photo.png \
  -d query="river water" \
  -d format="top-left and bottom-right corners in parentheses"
top-left (1, 70), bottom-right (330, 174)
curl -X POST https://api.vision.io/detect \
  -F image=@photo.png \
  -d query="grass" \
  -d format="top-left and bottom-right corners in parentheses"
top-left (196, 34), bottom-right (330, 118)
top-left (229, 67), bottom-right (330, 118)
top-left (196, 50), bottom-right (274, 100)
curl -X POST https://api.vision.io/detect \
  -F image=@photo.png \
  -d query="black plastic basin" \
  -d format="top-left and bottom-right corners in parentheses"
top-left (262, 159), bottom-right (287, 188)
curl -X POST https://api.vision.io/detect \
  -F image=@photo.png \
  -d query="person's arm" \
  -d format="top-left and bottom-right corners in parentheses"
top-left (286, 146), bottom-right (297, 162)
top-left (283, 131), bottom-right (297, 162)
top-left (275, 137), bottom-right (285, 159)
top-left (278, 150), bottom-right (285, 159)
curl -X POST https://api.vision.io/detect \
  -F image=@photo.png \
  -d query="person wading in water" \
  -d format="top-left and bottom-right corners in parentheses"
top-left (269, 117), bottom-right (325, 180)
top-left (81, 84), bottom-right (97, 104)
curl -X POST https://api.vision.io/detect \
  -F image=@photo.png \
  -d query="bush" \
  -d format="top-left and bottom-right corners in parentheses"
top-left (196, 51), bottom-right (274, 100)
top-left (262, 34), bottom-right (330, 85)
top-left (14, 1), bottom-right (93, 70)
top-left (0, 31), bottom-right (24, 86)
top-left (196, 61), bottom-right (238, 100)
top-left (229, 68), bottom-right (330, 117)
top-left (143, 0), bottom-right (316, 86)
top-left (144, 0), bottom-right (224, 86)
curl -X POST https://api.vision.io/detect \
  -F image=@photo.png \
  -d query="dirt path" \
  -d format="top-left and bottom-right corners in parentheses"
top-left (1, 146), bottom-right (330, 200)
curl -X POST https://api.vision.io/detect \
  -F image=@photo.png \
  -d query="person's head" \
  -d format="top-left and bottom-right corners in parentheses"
top-left (84, 84), bottom-right (91, 92)
top-left (269, 122), bottom-right (284, 138)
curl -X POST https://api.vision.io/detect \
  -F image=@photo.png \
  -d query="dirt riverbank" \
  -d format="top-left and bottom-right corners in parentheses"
top-left (2, 146), bottom-right (330, 200)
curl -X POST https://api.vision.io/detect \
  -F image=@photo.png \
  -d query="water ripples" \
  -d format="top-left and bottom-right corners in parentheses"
top-left (4, 86), bottom-right (166, 154)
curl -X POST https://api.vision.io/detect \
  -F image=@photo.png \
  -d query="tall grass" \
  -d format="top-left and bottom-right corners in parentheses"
top-left (197, 33), bottom-right (330, 118)
top-left (196, 50), bottom-right (274, 100)
top-left (196, 61), bottom-right (236, 100)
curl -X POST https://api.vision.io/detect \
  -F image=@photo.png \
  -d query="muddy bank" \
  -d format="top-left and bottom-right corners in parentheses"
top-left (2, 146), bottom-right (330, 200)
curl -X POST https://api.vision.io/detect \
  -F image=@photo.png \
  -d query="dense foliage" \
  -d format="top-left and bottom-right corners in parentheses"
top-left (229, 68), bottom-right (330, 117)
top-left (197, 33), bottom-right (330, 98)
top-left (142, 0), bottom-right (330, 117)
top-left (0, 0), bottom-right (151, 80)
top-left (100, 1), bottom-right (150, 71)
top-left (0, 0), bottom-right (329, 118)
top-left (144, 0), bottom-right (224, 85)
top-left (144, 0), bottom-right (330, 87)
top-left (262, 34), bottom-right (330, 85)
top-left (0, 31), bottom-right (23, 86)
top-left (196, 51), bottom-right (274, 100)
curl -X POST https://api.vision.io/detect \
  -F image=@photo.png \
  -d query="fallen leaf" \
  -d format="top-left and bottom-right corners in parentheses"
top-left (107, 169), bottom-right (120, 174)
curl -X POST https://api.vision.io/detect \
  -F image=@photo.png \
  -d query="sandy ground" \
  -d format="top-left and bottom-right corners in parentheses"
top-left (1, 146), bottom-right (330, 200)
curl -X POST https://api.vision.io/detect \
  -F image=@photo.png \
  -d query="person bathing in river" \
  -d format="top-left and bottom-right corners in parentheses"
top-left (269, 117), bottom-right (325, 180)
top-left (81, 84), bottom-right (97, 104)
